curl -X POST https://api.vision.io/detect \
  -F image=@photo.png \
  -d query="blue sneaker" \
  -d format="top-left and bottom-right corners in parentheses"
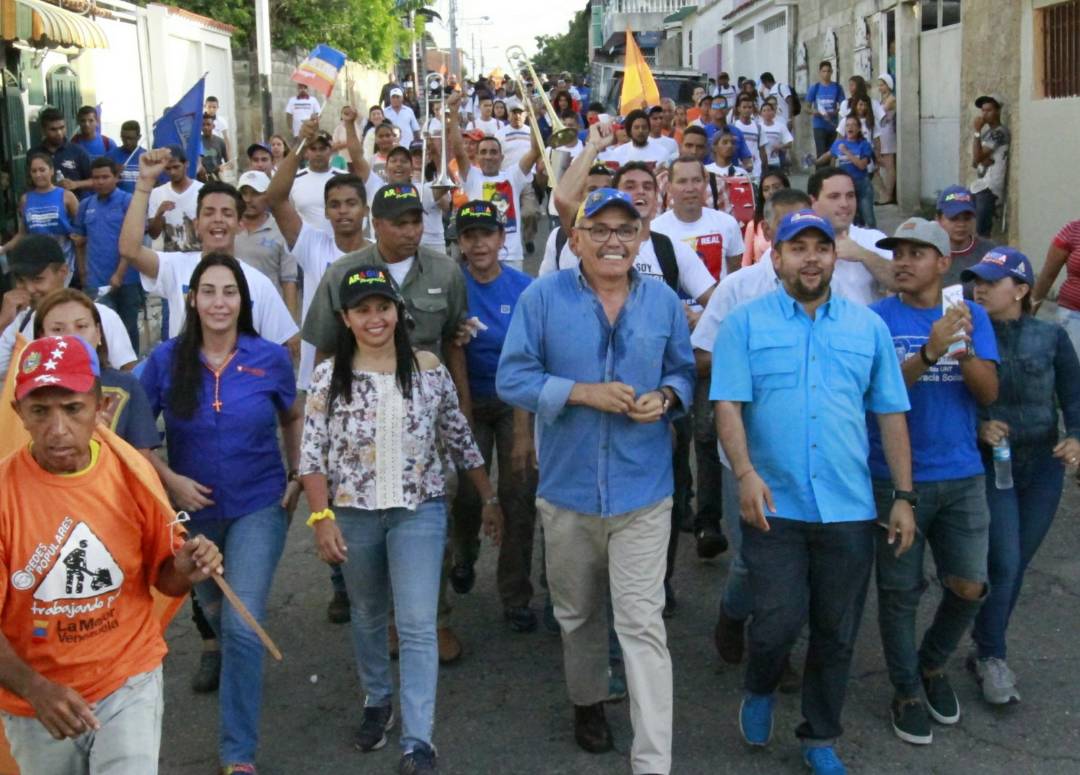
top-left (739, 692), bottom-right (774, 746)
top-left (803, 745), bottom-right (846, 775)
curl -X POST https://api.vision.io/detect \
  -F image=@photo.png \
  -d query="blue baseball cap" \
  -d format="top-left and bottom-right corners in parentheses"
top-left (575, 187), bottom-right (640, 224)
top-left (960, 247), bottom-right (1034, 285)
top-left (774, 209), bottom-right (836, 245)
top-left (937, 185), bottom-right (976, 218)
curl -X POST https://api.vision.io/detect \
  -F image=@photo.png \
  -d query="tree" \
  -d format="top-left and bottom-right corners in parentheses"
top-left (532, 8), bottom-right (589, 78)
top-left (166, 0), bottom-right (416, 66)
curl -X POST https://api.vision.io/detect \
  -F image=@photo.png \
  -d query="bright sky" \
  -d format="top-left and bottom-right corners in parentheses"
top-left (426, 0), bottom-right (588, 72)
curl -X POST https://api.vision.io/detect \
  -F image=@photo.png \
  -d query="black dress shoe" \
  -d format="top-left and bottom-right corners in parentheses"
top-left (191, 649), bottom-right (221, 693)
top-left (449, 562), bottom-right (475, 594)
top-left (573, 703), bottom-right (614, 753)
top-left (695, 525), bottom-right (729, 559)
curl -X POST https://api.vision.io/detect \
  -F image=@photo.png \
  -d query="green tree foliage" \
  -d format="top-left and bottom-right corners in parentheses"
top-left (532, 7), bottom-right (589, 77)
top-left (166, 0), bottom-right (416, 65)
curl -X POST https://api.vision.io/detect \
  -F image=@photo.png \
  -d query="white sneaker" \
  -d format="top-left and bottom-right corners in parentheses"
top-left (971, 656), bottom-right (1020, 705)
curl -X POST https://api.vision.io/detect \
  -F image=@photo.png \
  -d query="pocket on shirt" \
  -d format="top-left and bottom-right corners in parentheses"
top-left (748, 332), bottom-right (797, 390)
top-left (827, 334), bottom-right (874, 394)
top-left (409, 295), bottom-right (449, 345)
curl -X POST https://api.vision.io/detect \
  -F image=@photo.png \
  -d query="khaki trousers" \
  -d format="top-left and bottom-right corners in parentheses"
top-left (539, 496), bottom-right (673, 775)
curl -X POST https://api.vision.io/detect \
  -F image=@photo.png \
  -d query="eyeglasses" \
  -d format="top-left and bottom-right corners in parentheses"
top-left (577, 223), bottom-right (640, 244)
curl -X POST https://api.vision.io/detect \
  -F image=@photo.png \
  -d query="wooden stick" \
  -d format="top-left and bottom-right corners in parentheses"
top-left (212, 574), bottom-right (283, 661)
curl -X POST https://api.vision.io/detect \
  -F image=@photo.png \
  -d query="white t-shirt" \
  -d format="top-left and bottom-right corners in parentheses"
top-left (650, 135), bottom-right (680, 164)
top-left (418, 180), bottom-right (446, 250)
top-left (652, 208), bottom-right (745, 282)
top-left (731, 118), bottom-right (764, 178)
top-left (468, 117), bottom-right (504, 136)
top-left (760, 83), bottom-right (793, 122)
top-left (386, 256), bottom-right (414, 286)
top-left (292, 224), bottom-right (345, 389)
top-left (286, 95), bottom-right (322, 137)
top-left (385, 105), bottom-right (420, 147)
top-left (463, 164), bottom-right (532, 262)
top-left (0, 304), bottom-right (137, 377)
top-left (212, 115), bottom-right (229, 140)
top-left (538, 230), bottom-right (715, 302)
top-left (140, 251), bottom-right (299, 343)
top-left (290, 168), bottom-right (347, 232)
top-left (831, 225), bottom-right (891, 305)
top-left (147, 180), bottom-right (204, 253)
top-left (759, 120), bottom-right (794, 167)
top-left (606, 138), bottom-right (673, 170)
top-left (691, 253), bottom-right (778, 354)
top-left (495, 125), bottom-right (533, 170)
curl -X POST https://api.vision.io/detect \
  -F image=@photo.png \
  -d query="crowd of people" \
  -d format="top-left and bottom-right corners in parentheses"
top-left (0, 60), bottom-right (1072, 775)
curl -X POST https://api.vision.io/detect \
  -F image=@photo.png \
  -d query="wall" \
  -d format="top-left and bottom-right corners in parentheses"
top-left (685, 0), bottom-right (729, 75)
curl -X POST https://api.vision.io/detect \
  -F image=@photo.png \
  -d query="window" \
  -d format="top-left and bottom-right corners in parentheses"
top-left (763, 12), bottom-right (786, 34)
top-left (921, 0), bottom-right (962, 31)
top-left (737, 28), bottom-right (755, 44)
top-left (688, 30), bottom-right (693, 61)
top-left (1038, 0), bottom-right (1080, 98)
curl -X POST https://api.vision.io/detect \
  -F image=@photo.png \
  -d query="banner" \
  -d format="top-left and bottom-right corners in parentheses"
top-left (152, 76), bottom-right (206, 179)
top-left (291, 44), bottom-right (347, 99)
top-left (620, 25), bottom-right (660, 112)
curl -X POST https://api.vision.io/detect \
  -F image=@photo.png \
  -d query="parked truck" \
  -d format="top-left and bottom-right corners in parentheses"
top-left (590, 61), bottom-right (706, 114)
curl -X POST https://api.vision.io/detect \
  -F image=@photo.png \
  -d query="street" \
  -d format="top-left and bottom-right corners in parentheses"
top-left (158, 205), bottom-right (1080, 774)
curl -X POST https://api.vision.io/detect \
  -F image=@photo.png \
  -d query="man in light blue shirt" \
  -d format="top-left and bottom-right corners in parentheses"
top-left (711, 209), bottom-right (915, 775)
top-left (497, 188), bottom-right (694, 775)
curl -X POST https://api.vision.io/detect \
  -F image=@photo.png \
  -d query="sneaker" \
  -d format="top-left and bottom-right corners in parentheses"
top-left (713, 609), bottom-right (746, 664)
top-left (890, 696), bottom-right (932, 745)
top-left (606, 665), bottom-right (627, 702)
top-left (449, 562), bottom-right (475, 594)
top-left (663, 580), bottom-right (678, 619)
top-left (505, 606), bottom-right (538, 633)
top-left (191, 649), bottom-right (221, 693)
top-left (398, 743), bottom-right (438, 774)
top-left (695, 525), bottom-right (728, 559)
top-left (738, 692), bottom-right (774, 747)
top-left (437, 627), bottom-right (463, 664)
top-left (327, 590), bottom-right (350, 624)
top-left (921, 668), bottom-right (960, 724)
top-left (969, 656), bottom-right (1020, 705)
top-left (573, 703), bottom-right (614, 753)
top-left (355, 705), bottom-right (394, 752)
top-left (778, 654), bottom-right (801, 695)
top-left (221, 765), bottom-right (256, 775)
top-left (802, 745), bottom-right (847, 775)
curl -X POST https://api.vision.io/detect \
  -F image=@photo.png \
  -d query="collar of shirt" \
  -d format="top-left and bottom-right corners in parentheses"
top-left (774, 284), bottom-right (838, 321)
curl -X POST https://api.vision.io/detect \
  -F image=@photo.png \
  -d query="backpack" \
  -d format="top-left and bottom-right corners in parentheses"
top-left (786, 84), bottom-right (802, 117)
top-left (555, 228), bottom-right (680, 293)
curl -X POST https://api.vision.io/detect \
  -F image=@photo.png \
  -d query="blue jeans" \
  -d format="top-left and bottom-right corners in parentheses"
top-left (974, 189), bottom-right (997, 237)
top-left (854, 176), bottom-right (876, 229)
top-left (336, 499), bottom-right (447, 753)
top-left (973, 446), bottom-right (1064, 659)
top-left (190, 504), bottom-right (288, 765)
top-left (873, 477), bottom-right (989, 697)
top-left (742, 518), bottom-right (875, 741)
top-left (720, 465), bottom-right (753, 621)
top-left (99, 283), bottom-right (145, 354)
top-left (813, 127), bottom-right (837, 160)
top-left (1057, 306), bottom-right (1080, 360)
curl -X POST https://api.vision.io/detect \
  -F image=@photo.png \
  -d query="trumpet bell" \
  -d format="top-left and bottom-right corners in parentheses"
top-left (550, 125), bottom-right (578, 146)
top-left (431, 175), bottom-right (456, 197)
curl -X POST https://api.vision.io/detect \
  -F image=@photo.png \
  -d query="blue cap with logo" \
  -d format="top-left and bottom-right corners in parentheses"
top-left (575, 187), bottom-right (640, 224)
top-left (936, 185), bottom-right (976, 218)
top-left (774, 209), bottom-right (836, 245)
top-left (960, 247), bottom-right (1034, 285)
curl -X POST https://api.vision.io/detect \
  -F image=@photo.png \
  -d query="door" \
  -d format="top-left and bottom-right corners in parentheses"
top-left (918, 5), bottom-right (962, 200)
top-left (0, 69), bottom-right (28, 240)
top-left (759, 11), bottom-right (789, 82)
top-left (45, 64), bottom-right (82, 136)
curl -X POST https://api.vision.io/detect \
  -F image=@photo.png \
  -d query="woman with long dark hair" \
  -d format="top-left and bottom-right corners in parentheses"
top-left (140, 253), bottom-right (301, 774)
top-left (300, 266), bottom-right (502, 773)
top-left (0, 152), bottom-right (78, 282)
top-left (742, 168), bottom-right (790, 266)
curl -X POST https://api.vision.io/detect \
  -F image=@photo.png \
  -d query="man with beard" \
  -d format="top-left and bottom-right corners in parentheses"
top-left (605, 110), bottom-right (672, 169)
top-left (712, 210), bottom-right (914, 775)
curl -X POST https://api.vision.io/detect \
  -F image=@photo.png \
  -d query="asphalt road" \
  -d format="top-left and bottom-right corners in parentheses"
top-left (159, 204), bottom-right (1080, 773)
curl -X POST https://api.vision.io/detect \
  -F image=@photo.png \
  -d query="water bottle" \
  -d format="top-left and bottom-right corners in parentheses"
top-left (993, 440), bottom-right (1013, 490)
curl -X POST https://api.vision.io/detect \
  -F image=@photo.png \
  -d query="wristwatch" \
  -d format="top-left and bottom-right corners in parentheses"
top-left (892, 489), bottom-right (919, 508)
top-left (483, 495), bottom-right (500, 506)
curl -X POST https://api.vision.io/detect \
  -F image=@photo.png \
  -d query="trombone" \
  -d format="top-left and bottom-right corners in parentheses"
top-left (506, 45), bottom-right (577, 146)
top-left (421, 72), bottom-right (456, 197)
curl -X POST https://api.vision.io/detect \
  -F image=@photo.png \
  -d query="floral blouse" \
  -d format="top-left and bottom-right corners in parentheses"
top-left (300, 359), bottom-right (484, 510)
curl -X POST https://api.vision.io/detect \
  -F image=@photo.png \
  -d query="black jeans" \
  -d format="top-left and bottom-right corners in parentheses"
top-left (743, 518), bottom-right (875, 741)
top-left (692, 379), bottom-right (724, 533)
top-left (667, 416), bottom-right (693, 582)
top-left (813, 127), bottom-right (837, 162)
top-left (974, 189), bottom-right (997, 237)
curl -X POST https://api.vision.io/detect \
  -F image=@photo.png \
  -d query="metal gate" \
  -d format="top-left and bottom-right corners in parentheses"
top-left (45, 64), bottom-right (82, 137)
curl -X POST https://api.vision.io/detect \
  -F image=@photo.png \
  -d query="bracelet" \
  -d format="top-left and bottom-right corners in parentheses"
top-left (288, 469), bottom-right (300, 482)
top-left (305, 508), bottom-right (335, 528)
top-left (483, 495), bottom-right (499, 506)
top-left (919, 343), bottom-right (938, 367)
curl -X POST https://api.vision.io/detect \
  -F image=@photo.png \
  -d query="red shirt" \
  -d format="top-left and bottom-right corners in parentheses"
top-left (1053, 220), bottom-right (1080, 312)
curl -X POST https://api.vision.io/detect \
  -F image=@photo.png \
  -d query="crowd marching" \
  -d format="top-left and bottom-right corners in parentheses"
top-left (0, 56), bottom-right (1077, 775)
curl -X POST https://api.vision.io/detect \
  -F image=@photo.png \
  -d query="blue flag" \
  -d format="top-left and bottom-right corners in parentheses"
top-left (152, 76), bottom-right (205, 179)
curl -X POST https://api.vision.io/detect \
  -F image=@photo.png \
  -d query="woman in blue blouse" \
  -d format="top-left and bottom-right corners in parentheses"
top-left (0, 153), bottom-right (78, 281)
top-left (815, 115), bottom-right (876, 229)
top-left (141, 253), bottom-right (301, 775)
top-left (964, 248), bottom-right (1080, 707)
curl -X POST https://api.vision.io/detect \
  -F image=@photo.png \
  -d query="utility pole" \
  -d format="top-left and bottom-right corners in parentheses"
top-left (254, 0), bottom-right (273, 136)
top-left (449, 0), bottom-right (459, 80)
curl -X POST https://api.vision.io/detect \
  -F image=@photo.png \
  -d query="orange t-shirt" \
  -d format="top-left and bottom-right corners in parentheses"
top-left (0, 440), bottom-right (181, 716)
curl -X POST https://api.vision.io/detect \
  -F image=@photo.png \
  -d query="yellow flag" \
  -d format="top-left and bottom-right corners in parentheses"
top-left (620, 25), bottom-right (660, 112)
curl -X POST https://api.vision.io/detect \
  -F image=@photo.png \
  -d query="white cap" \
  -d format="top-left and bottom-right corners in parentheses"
top-left (506, 98), bottom-right (525, 112)
top-left (237, 170), bottom-right (271, 193)
top-left (390, 87), bottom-right (404, 98)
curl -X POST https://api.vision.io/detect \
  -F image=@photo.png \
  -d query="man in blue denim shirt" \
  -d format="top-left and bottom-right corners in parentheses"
top-left (868, 218), bottom-right (999, 747)
top-left (497, 188), bottom-right (694, 775)
top-left (712, 210), bottom-right (914, 775)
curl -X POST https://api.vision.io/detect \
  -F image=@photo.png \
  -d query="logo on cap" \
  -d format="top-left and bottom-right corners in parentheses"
top-left (982, 252), bottom-right (1008, 266)
top-left (347, 268), bottom-right (390, 286)
top-left (381, 185), bottom-right (418, 200)
top-left (790, 211), bottom-right (825, 225)
top-left (22, 352), bottom-right (41, 374)
top-left (943, 191), bottom-right (972, 203)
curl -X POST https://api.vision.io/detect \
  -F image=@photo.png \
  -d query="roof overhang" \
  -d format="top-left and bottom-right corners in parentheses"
top-left (6, 0), bottom-right (109, 48)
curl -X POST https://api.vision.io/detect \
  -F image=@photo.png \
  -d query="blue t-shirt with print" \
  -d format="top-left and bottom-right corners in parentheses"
top-left (464, 264), bottom-right (532, 399)
top-left (830, 137), bottom-right (874, 182)
top-left (105, 146), bottom-right (145, 193)
top-left (807, 81), bottom-right (844, 131)
top-left (867, 296), bottom-right (1000, 483)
